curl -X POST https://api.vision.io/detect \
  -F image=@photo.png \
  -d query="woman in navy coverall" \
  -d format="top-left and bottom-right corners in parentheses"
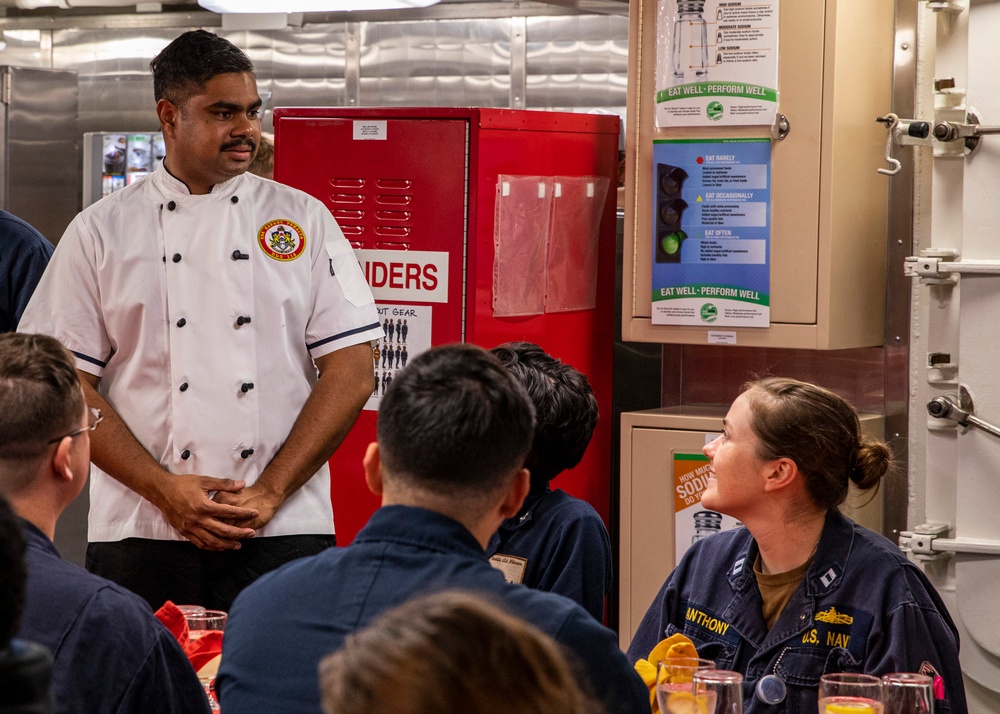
top-left (627, 377), bottom-right (967, 713)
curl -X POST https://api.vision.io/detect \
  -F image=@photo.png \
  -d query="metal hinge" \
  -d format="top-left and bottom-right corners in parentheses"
top-left (919, 0), bottom-right (966, 14)
top-left (899, 523), bottom-right (952, 562)
top-left (901, 524), bottom-right (1000, 558)
top-left (904, 249), bottom-right (1000, 285)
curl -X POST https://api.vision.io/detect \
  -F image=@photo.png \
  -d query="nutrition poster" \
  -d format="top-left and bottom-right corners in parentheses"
top-left (364, 304), bottom-right (432, 411)
top-left (651, 138), bottom-right (771, 328)
top-left (673, 453), bottom-right (740, 564)
top-left (655, 0), bottom-right (779, 127)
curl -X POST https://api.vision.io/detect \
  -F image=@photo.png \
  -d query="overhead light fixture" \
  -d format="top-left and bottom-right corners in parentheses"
top-left (198, 0), bottom-right (440, 11)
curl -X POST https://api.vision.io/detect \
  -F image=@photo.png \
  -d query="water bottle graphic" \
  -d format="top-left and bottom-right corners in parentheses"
top-left (672, 0), bottom-right (710, 83)
top-left (691, 510), bottom-right (723, 544)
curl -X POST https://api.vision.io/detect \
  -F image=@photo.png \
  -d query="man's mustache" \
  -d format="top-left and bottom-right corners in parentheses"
top-left (221, 139), bottom-right (256, 152)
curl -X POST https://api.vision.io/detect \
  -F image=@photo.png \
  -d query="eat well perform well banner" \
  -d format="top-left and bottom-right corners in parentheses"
top-left (655, 0), bottom-right (779, 127)
top-left (651, 138), bottom-right (771, 328)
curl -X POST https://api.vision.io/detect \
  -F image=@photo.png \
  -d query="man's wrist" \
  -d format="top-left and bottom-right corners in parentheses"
top-left (127, 465), bottom-right (174, 507)
top-left (248, 473), bottom-right (286, 505)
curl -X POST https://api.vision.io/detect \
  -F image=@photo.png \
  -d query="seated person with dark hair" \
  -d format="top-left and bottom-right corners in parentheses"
top-left (0, 333), bottom-right (209, 714)
top-left (0, 493), bottom-right (52, 714)
top-left (487, 342), bottom-right (611, 622)
top-left (218, 343), bottom-right (647, 714)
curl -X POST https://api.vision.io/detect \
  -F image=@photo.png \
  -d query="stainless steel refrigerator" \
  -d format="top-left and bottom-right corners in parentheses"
top-left (0, 66), bottom-right (78, 244)
top-left (82, 130), bottom-right (165, 209)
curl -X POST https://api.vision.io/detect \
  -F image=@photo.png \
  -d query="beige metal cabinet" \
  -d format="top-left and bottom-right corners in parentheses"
top-left (622, 0), bottom-right (894, 349)
top-left (618, 407), bottom-right (884, 649)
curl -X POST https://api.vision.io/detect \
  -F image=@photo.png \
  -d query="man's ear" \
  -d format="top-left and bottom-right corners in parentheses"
top-left (156, 98), bottom-right (178, 137)
top-left (362, 442), bottom-right (383, 496)
top-left (50, 437), bottom-right (75, 484)
top-left (762, 457), bottom-right (799, 493)
top-left (499, 468), bottom-right (531, 519)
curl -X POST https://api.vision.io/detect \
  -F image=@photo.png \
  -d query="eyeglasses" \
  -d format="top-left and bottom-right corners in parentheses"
top-left (47, 407), bottom-right (103, 444)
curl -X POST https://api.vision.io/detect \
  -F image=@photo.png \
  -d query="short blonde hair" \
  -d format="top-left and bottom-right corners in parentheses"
top-left (319, 591), bottom-right (601, 714)
top-left (248, 132), bottom-right (274, 179)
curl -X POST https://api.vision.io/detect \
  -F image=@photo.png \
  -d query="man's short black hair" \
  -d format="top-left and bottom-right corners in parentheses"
top-left (0, 495), bottom-right (26, 646)
top-left (377, 344), bottom-right (535, 497)
top-left (490, 342), bottom-right (598, 488)
top-left (150, 30), bottom-right (255, 105)
top-left (0, 333), bottom-right (83, 470)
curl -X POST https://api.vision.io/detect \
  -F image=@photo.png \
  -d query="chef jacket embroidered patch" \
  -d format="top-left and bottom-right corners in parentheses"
top-left (258, 219), bottom-right (306, 261)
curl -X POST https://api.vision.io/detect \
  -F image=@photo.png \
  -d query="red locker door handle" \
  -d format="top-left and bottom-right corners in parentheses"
top-left (374, 240), bottom-right (411, 250)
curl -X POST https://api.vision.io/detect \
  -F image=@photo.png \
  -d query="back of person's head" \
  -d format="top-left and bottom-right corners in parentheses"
top-left (490, 342), bottom-right (597, 487)
top-left (0, 495), bottom-right (26, 647)
top-left (248, 132), bottom-right (274, 179)
top-left (150, 30), bottom-right (255, 105)
top-left (741, 377), bottom-right (893, 510)
top-left (376, 343), bottom-right (535, 501)
top-left (0, 334), bottom-right (83, 496)
top-left (318, 590), bottom-right (600, 714)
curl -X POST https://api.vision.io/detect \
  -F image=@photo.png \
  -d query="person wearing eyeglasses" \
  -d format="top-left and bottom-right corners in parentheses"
top-left (0, 332), bottom-right (210, 714)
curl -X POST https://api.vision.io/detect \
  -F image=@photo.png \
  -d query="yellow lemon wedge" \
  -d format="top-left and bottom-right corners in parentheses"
top-left (197, 654), bottom-right (221, 680)
top-left (664, 691), bottom-right (710, 714)
top-left (823, 703), bottom-right (878, 714)
top-left (637, 634), bottom-right (701, 714)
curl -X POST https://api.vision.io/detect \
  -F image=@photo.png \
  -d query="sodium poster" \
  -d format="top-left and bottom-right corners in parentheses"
top-left (673, 453), bottom-right (740, 564)
top-left (655, 0), bottom-right (779, 127)
top-left (651, 138), bottom-right (771, 328)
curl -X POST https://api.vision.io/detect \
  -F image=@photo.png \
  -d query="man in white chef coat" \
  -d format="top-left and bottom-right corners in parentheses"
top-left (19, 30), bottom-right (382, 611)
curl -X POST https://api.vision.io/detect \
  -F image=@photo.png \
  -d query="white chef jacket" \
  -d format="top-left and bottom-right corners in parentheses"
top-left (20, 165), bottom-right (382, 542)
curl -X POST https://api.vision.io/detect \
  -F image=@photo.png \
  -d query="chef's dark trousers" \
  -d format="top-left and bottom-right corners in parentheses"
top-left (86, 534), bottom-right (337, 612)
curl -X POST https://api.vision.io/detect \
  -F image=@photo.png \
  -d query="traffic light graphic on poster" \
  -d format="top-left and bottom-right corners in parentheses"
top-left (656, 163), bottom-right (689, 263)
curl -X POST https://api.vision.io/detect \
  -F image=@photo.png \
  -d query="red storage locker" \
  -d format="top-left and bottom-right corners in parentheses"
top-left (274, 107), bottom-right (620, 545)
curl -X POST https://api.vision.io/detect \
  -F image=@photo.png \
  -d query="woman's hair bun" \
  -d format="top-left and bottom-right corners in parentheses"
top-left (850, 437), bottom-right (893, 491)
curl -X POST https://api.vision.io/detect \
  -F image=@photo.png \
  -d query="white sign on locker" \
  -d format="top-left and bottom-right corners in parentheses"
top-left (354, 249), bottom-right (450, 303)
top-left (353, 120), bottom-right (387, 140)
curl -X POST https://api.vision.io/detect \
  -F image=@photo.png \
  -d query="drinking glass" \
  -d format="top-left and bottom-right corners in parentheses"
top-left (818, 673), bottom-right (884, 713)
top-left (882, 673), bottom-right (933, 714)
top-left (183, 609), bottom-right (227, 712)
top-left (175, 604), bottom-right (207, 617)
top-left (656, 657), bottom-right (716, 714)
top-left (693, 669), bottom-right (743, 714)
top-left (184, 609), bottom-right (228, 640)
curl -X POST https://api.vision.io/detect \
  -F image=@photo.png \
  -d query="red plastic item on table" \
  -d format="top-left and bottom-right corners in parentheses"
top-left (154, 600), bottom-right (224, 672)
